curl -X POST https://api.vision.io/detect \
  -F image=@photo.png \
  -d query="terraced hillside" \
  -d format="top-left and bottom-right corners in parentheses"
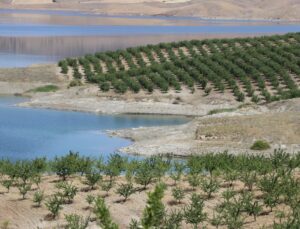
top-left (58, 33), bottom-right (300, 103)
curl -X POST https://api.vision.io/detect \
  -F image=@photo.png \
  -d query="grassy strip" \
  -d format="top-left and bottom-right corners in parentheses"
top-left (27, 85), bottom-right (59, 93)
top-left (207, 108), bottom-right (236, 115)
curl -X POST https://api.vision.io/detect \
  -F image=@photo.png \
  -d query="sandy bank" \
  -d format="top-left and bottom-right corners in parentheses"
top-left (109, 99), bottom-right (300, 156)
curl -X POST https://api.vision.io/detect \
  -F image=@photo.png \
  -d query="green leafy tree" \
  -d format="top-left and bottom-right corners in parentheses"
top-left (187, 174), bottom-right (201, 191)
top-left (94, 196), bottom-right (119, 229)
top-left (142, 183), bottom-right (166, 228)
top-left (33, 190), bottom-right (44, 207)
top-left (85, 171), bottom-right (102, 190)
top-left (104, 154), bottom-right (126, 184)
top-left (51, 152), bottom-right (80, 181)
top-left (210, 211), bottom-right (223, 229)
top-left (116, 183), bottom-right (136, 202)
top-left (100, 180), bottom-right (114, 197)
top-left (170, 161), bottom-right (185, 186)
top-left (86, 195), bottom-right (95, 209)
top-left (241, 192), bottom-right (262, 221)
top-left (184, 194), bottom-right (207, 229)
top-left (65, 214), bottom-right (90, 229)
top-left (163, 210), bottom-right (183, 229)
top-left (200, 177), bottom-right (220, 199)
top-left (171, 187), bottom-right (185, 204)
top-left (45, 194), bottom-right (63, 219)
top-left (134, 158), bottom-right (157, 190)
top-left (1, 180), bottom-right (13, 193)
top-left (18, 182), bottom-right (32, 200)
top-left (56, 182), bottom-right (78, 204)
top-left (129, 219), bottom-right (140, 229)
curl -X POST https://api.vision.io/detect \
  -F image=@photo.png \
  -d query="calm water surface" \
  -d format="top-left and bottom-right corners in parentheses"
top-left (0, 9), bottom-right (300, 68)
top-left (0, 97), bottom-right (189, 160)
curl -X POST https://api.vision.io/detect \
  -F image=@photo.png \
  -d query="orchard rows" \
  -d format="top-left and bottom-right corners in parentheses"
top-left (1, 150), bottom-right (300, 228)
top-left (58, 33), bottom-right (300, 103)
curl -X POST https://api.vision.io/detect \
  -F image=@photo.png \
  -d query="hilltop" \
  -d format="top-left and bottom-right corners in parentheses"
top-left (1, 0), bottom-right (300, 21)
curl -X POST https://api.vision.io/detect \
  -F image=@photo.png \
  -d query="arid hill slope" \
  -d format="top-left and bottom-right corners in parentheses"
top-left (2, 0), bottom-right (300, 21)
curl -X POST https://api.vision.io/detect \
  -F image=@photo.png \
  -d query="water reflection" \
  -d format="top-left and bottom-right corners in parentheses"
top-left (0, 9), bottom-right (299, 68)
top-left (0, 34), bottom-right (235, 67)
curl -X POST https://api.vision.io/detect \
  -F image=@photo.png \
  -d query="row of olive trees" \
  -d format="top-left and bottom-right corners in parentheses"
top-left (57, 33), bottom-right (300, 101)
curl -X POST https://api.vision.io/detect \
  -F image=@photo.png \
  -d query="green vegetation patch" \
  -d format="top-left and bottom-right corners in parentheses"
top-left (250, 140), bottom-right (271, 150)
top-left (208, 108), bottom-right (236, 115)
top-left (58, 33), bottom-right (300, 103)
top-left (68, 79), bottom-right (83, 88)
top-left (1, 149), bottom-right (300, 228)
top-left (28, 85), bottom-right (59, 93)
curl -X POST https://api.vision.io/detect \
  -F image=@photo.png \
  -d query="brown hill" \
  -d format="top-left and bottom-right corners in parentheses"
top-left (2, 0), bottom-right (300, 21)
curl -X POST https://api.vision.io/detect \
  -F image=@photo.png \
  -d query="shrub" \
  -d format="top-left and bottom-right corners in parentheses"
top-left (65, 214), bottom-right (89, 229)
top-left (28, 85), bottom-right (59, 93)
top-left (208, 108), bottom-right (236, 115)
top-left (142, 183), bottom-right (166, 228)
top-left (51, 152), bottom-right (80, 181)
top-left (242, 192), bottom-right (262, 221)
top-left (1, 180), bottom-right (13, 193)
top-left (86, 194), bottom-right (95, 208)
top-left (187, 174), bottom-right (201, 191)
top-left (56, 182), bottom-right (78, 204)
top-left (69, 79), bottom-right (83, 87)
top-left (170, 161), bottom-right (185, 186)
top-left (104, 154), bottom-right (126, 184)
top-left (100, 82), bottom-right (110, 92)
top-left (200, 177), bottom-right (220, 199)
top-left (113, 80), bottom-right (128, 94)
top-left (163, 210), bottom-right (183, 229)
top-left (59, 60), bottom-right (69, 74)
top-left (31, 175), bottom-right (41, 190)
top-left (116, 183), bottom-right (136, 202)
top-left (172, 187), bottom-right (185, 204)
top-left (134, 161), bottom-right (155, 190)
top-left (45, 195), bottom-right (63, 218)
top-left (204, 87), bottom-right (212, 96)
top-left (251, 140), bottom-right (271, 150)
top-left (129, 219), bottom-right (140, 229)
top-left (94, 196), bottom-right (119, 229)
top-left (0, 221), bottom-right (10, 229)
top-left (100, 180), bottom-right (114, 197)
top-left (184, 194), bottom-right (207, 228)
top-left (85, 172), bottom-right (102, 190)
top-left (33, 190), bottom-right (44, 207)
top-left (18, 183), bottom-right (32, 200)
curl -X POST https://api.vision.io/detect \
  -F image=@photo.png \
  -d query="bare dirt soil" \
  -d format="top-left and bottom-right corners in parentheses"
top-left (1, 0), bottom-right (300, 21)
top-left (110, 101), bottom-right (300, 156)
top-left (0, 65), bottom-right (67, 95)
top-left (0, 174), bottom-right (290, 229)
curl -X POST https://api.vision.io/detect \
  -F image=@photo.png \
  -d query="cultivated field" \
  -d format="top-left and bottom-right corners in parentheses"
top-left (1, 151), bottom-right (300, 228)
top-left (59, 33), bottom-right (300, 104)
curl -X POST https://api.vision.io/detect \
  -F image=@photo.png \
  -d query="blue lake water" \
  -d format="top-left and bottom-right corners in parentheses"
top-left (0, 97), bottom-right (189, 160)
top-left (0, 52), bottom-right (60, 68)
top-left (0, 9), bottom-right (300, 68)
top-left (1, 24), bottom-right (300, 37)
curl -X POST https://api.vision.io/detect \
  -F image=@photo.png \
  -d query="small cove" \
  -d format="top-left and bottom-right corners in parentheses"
top-left (0, 96), bottom-right (189, 160)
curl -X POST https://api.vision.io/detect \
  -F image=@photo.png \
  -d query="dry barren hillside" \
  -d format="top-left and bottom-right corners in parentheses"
top-left (1, 0), bottom-right (300, 21)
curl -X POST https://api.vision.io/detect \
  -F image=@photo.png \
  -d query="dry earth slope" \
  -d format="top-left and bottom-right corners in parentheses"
top-left (2, 0), bottom-right (300, 21)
